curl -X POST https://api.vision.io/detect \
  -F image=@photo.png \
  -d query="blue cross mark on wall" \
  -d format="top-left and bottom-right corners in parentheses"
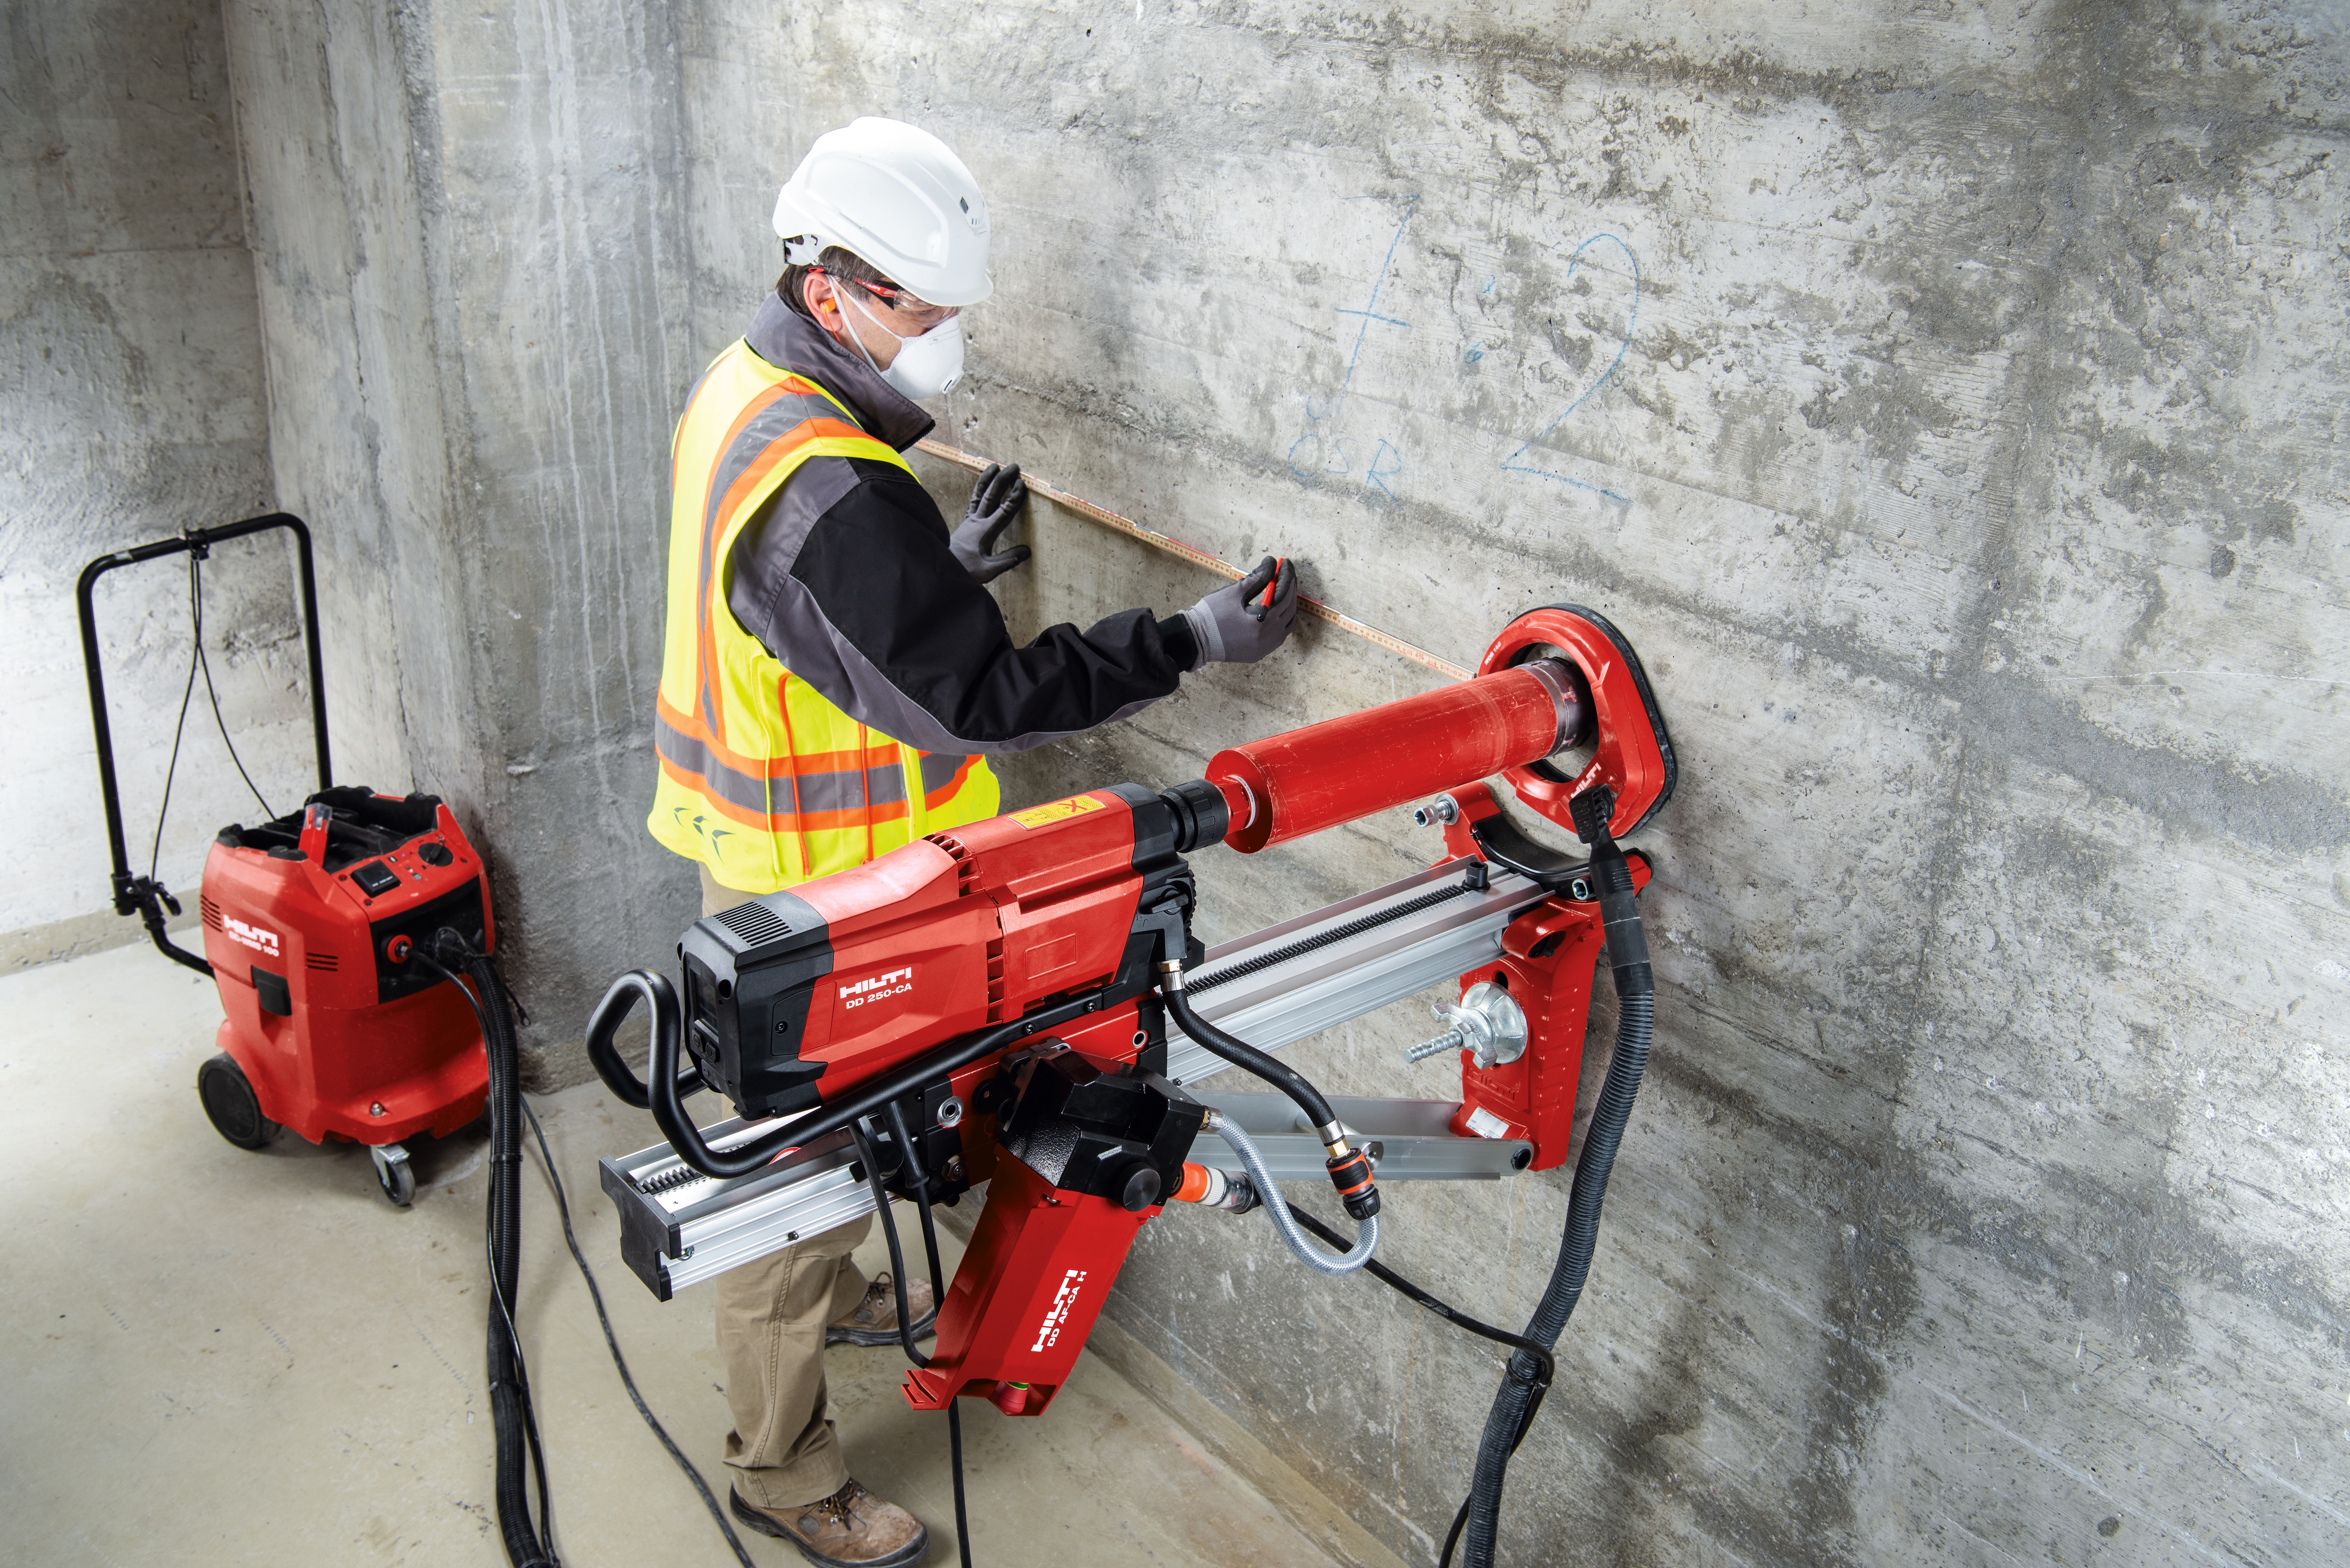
top-left (1287, 197), bottom-right (1418, 496)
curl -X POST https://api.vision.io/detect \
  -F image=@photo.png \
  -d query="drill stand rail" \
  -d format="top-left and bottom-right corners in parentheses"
top-left (599, 859), bottom-right (1547, 1298)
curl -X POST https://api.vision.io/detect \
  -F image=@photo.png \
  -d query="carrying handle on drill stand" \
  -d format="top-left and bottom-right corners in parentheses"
top-left (76, 513), bottom-right (332, 976)
top-left (582, 969), bottom-right (710, 1157)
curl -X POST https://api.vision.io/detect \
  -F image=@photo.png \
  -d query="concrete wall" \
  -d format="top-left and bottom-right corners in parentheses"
top-left (213, 0), bottom-right (2349, 1562)
top-left (221, 0), bottom-right (699, 1055)
top-left (1, 0), bottom-right (301, 971)
top-left (760, 3), bottom-right (2350, 1563)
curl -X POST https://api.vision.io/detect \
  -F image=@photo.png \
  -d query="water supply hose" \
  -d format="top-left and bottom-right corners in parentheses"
top-left (1160, 970), bottom-right (1381, 1222)
top-left (1454, 788), bottom-right (1654, 1568)
top-left (1205, 1111), bottom-right (1379, 1275)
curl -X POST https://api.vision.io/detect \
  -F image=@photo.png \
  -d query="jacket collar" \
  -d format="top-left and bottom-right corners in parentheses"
top-left (745, 289), bottom-right (935, 452)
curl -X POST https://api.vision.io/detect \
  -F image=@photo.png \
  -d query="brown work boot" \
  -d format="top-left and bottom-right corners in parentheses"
top-left (826, 1271), bottom-right (936, 1346)
top-left (731, 1479), bottom-right (929, 1567)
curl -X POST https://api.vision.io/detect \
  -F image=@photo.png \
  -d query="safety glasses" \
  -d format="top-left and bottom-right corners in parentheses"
top-left (817, 267), bottom-right (959, 331)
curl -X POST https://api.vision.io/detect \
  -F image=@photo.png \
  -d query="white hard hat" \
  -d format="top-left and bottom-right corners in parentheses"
top-left (772, 117), bottom-right (993, 308)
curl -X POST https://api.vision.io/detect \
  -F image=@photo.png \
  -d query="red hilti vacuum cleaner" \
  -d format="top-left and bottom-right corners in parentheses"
top-left (77, 513), bottom-right (490, 1206)
top-left (80, 514), bottom-right (645, 1568)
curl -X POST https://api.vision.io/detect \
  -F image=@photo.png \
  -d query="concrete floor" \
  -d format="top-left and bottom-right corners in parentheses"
top-left (0, 941), bottom-right (1344, 1566)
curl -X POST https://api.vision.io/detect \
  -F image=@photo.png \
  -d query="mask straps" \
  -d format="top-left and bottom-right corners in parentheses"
top-left (834, 284), bottom-right (906, 379)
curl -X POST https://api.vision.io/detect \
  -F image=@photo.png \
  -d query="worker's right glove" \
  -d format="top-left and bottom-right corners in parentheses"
top-left (1182, 555), bottom-right (1299, 668)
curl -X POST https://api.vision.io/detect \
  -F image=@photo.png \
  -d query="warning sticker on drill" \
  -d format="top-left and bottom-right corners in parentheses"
top-left (1008, 795), bottom-right (1105, 829)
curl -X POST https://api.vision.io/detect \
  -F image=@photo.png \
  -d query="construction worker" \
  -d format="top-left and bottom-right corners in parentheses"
top-left (647, 117), bottom-right (1300, 1568)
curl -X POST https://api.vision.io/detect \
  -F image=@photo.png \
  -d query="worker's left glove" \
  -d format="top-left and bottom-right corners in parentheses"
top-left (950, 462), bottom-right (1032, 584)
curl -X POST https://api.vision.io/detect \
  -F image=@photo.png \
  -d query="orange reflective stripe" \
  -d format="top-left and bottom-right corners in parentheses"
top-left (657, 756), bottom-right (910, 835)
top-left (657, 694), bottom-right (902, 782)
top-left (693, 382), bottom-right (794, 746)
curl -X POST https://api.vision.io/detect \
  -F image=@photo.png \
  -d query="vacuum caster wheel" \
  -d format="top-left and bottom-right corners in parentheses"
top-left (371, 1143), bottom-right (416, 1208)
top-left (197, 1052), bottom-right (281, 1151)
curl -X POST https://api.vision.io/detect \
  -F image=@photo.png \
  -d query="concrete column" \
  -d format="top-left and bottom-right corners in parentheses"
top-left (222, 0), bottom-right (698, 1069)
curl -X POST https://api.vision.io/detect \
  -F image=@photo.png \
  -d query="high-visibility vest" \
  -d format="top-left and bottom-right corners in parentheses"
top-left (647, 340), bottom-right (998, 892)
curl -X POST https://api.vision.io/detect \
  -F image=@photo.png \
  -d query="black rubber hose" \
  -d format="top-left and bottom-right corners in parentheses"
top-left (423, 942), bottom-right (556, 1568)
top-left (1161, 984), bottom-right (1337, 1131)
top-left (1455, 826), bottom-right (1654, 1568)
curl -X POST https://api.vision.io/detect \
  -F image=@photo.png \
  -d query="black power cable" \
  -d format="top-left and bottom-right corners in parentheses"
top-left (851, 1112), bottom-right (975, 1568)
top-left (1280, 1203), bottom-right (1553, 1567)
top-left (423, 946), bottom-right (758, 1568)
top-left (148, 548), bottom-right (279, 884)
top-left (519, 1097), bottom-right (758, 1568)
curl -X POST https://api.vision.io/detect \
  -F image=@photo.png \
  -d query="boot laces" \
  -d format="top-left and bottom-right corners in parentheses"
top-left (812, 1479), bottom-right (867, 1527)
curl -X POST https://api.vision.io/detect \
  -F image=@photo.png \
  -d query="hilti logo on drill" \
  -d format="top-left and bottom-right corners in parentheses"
top-left (839, 966), bottom-right (914, 1009)
top-left (1031, 1269), bottom-right (1087, 1353)
top-left (223, 916), bottom-right (280, 959)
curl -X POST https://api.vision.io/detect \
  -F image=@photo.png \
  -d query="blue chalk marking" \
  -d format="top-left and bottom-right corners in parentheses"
top-left (1285, 196), bottom-right (1421, 486)
top-left (1336, 197), bottom-right (1419, 397)
top-left (1501, 233), bottom-right (1639, 504)
top-left (1465, 341), bottom-right (1486, 365)
top-left (1366, 439), bottom-right (1403, 500)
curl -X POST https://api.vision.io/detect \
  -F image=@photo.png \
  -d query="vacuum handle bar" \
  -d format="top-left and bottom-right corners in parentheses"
top-left (76, 514), bottom-right (330, 976)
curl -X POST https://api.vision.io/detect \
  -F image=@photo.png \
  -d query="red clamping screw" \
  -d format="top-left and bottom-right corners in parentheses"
top-left (384, 934), bottom-right (415, 965)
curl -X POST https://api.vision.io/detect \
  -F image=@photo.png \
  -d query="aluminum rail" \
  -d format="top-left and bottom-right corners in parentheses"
top-left (598, 857), bottom-right (1551, 1297)
top-left (1165, 859), bottom-right (1547, 1087)
top-left (1187, 1089), bottom-right (1533, 1182)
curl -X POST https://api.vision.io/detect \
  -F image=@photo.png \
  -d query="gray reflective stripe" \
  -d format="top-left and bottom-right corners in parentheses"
top-left (657, 720), bottom-right (774, 818)
top-left (657, 715), bottom-right (912, 820)
top-left (919, 751), bottom-right (971, 796)
top-left (691, 377), bottom-right (871, 729)
top-left (701, 387), bottom-right (859, 549)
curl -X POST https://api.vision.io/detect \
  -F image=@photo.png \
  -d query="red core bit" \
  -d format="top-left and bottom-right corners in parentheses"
top-left (1206, 664), bottom-right (1574, 853)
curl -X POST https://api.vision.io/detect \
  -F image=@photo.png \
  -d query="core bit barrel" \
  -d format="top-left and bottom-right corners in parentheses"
top-left (1204, 661), bottom-right (1586, 853)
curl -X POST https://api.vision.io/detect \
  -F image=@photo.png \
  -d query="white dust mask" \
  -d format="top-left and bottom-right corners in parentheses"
top-left (839, 288), bottom-right (965, 399)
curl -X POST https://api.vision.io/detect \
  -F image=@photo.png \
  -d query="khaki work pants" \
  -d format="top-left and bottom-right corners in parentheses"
top-left (700, 865), bottom-right (874, 1509)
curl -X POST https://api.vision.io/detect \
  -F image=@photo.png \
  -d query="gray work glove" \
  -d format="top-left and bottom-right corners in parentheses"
top-left (950, 462), bottom-right (1032, 584)
top-left (1181, 555), bottom-right (1299, 669)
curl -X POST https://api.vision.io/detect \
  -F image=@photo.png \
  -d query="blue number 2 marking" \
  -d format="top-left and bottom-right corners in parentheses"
top-left (1500, 234), bottom-right (1640, 504)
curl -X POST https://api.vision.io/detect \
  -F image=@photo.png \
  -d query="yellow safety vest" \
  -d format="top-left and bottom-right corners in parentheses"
top-left (647, 340), bottom-right (998, 891)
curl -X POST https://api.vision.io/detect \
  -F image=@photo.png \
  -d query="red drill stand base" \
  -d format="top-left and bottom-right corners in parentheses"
top-left (1434, 783), bottom-right (1653, 1167)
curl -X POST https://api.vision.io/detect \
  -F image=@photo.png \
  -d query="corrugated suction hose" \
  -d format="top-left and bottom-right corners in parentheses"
top-left (1454, 791), bottom-right (1654, 1568)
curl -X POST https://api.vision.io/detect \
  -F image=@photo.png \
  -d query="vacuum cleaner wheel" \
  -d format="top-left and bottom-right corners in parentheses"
top-left (197, 1052), bottom-right (281, 1151)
